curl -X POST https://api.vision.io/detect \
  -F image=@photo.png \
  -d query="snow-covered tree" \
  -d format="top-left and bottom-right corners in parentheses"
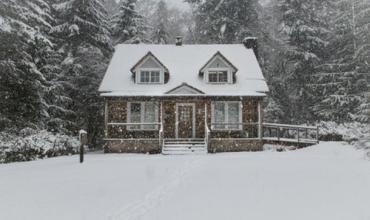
top-left (309, 0), bottom-right (369, 123)
top-left (187, 0), bottom-right (261, 44)
top-left (151, 0), bottom-right (169, 44)
top-left (51, 0), bottom-right (113, 144)
top-left (0, 0), bottom-right (65, 130)
top-left (111, 0), bottom-right (149, 44)
top-left (51, 0), bottom-right (112, 55)
top-left (276, 0), bottom-right (331, 122)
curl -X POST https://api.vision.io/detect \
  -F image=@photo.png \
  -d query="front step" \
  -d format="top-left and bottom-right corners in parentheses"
top-left (162, 139), bottom-right (207, 155)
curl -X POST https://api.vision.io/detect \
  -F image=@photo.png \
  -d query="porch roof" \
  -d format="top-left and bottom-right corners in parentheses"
top-left (99, 44), bottom-right (269, 97)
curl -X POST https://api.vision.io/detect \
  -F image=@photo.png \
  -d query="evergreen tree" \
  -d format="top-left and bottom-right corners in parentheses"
top-left (103, 0), bottom-right (119, 14)
top-left (186, 0), bottom-right (261, 44)
top-left (111, 0), bottom-right (149, 44)
top-left (0, 0), bottom-right (63, 130)
top-left (276, 0), bottom-right (331, 122)
top-left (151, 0), bottom-right (169, 44)
top-left (51, 0), bottom-right (113, 145)
top-left (309, 0), bottom-right (369, 123)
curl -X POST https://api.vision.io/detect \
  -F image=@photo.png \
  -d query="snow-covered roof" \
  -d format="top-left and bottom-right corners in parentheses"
top-left (99, 44), bottom-right (269, 97)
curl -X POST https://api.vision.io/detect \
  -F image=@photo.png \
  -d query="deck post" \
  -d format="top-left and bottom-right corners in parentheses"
top-left (316, 126), bottom-right (319, 143)
top-left (104, 99), bottom-right (108, 138)
top-left (297, 128), bottom-right (300, 143)
top-left (258, 100), bottom-right (262, 140)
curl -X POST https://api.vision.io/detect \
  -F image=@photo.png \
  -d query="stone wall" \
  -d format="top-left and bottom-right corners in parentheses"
top-left (104, 140), bottom-right (161, 154)
top-left (209, 139), bottom-right (263, 153)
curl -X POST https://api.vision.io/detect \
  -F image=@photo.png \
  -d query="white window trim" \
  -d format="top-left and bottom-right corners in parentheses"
top-left (136, 68), bottom-right (164, 84)
top-left (211, 101), bottom-right (243, 130)
top-left (205, 68), bottom-right (232, 84)
top-left (127, 102), bottom-right (159, 131)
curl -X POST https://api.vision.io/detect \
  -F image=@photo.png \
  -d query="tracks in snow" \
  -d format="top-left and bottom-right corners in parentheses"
top-left (108, 157), bottom-right (205, 220)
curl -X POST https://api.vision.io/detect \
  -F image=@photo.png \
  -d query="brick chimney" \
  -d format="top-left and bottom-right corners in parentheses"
top-left (243, 37), bottom-right (258, 59)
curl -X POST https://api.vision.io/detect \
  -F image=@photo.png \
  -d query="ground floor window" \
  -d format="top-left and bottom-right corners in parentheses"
top-left (211, 101), bottom-right (242, 130)
top-left (127, 102), bottom-right (158, 130)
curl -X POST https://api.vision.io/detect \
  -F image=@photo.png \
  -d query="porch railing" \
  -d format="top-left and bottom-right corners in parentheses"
top-left (209, 122), bottom-right (319, 144)
top-left (262, 123), bottom-right (319, 144)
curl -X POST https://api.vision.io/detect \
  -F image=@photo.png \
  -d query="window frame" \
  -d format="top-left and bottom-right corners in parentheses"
top-left (205, 68), bottom-right (232, 84)
top-left (127, 102), bottom-right (159, 130)
top-left (211, 101), bottom-right (243, 130)
top-left (137, 68), bottom-right (163, 84)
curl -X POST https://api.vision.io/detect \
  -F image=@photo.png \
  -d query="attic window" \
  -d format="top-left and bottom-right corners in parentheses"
top-left (138, 69), bottom-right (162, 84)
top-left (208, 70), bottom-right (228, 83)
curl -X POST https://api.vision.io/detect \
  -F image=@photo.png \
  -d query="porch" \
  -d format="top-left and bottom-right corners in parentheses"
top-left (103, 97), bottom-right (319, 154)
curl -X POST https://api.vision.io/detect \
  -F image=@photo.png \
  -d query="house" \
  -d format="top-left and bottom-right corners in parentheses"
top-left (99, 38), bottom-right (270, 154)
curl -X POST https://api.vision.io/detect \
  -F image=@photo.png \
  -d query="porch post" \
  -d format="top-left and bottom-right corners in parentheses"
top-left (204, 103), bottom-right (207, 128)
top-left (160, 101), bottom-right (163, 124)
top-left (258, 100), bottom-right (262, 140)
top-left (104, 99), bottom-right (108, 138)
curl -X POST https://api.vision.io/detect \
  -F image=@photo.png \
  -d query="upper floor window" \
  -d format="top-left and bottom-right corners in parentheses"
top-left (139, 70), bottom-right (161, 83)
top-left (208, 70), bottom-right (228, 83)
top-left (200, 52), bottom-right (236, 84)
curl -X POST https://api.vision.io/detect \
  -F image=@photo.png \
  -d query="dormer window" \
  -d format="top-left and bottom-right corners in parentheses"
top-left (139, 69), bottom-right (161, 83)
top-left (208, 70), bottom-right (228, 83)
top-left (200, 51), bottom-right (238, 84)
top-left (131, 52), bottom-right (169, 85)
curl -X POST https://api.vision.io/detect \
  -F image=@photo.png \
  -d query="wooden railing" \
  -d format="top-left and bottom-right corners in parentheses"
top-left (262, 123), bottom-right (319, 144)
top-left (209, 122), bottom-right (319, 144)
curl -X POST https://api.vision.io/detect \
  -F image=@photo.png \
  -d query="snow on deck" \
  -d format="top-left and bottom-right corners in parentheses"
top-left (1, 142), bottom-right (369, 220)
top-left (99, 44), bottom-right (269, 96)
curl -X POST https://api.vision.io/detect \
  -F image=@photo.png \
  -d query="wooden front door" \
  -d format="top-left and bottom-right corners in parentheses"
top-left (176, 104), bottom-right (195, 138)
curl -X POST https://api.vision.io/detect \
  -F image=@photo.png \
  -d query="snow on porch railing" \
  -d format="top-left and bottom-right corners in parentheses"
top-left (262, 123), bottom-right (319, 144)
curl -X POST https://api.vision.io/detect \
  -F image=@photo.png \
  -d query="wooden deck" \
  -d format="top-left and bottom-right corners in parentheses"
top-left (262, 123), bottom-right (319, 145)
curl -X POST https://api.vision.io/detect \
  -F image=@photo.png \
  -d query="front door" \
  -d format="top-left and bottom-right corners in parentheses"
top-left (176, 104), bottom-right (195, 139)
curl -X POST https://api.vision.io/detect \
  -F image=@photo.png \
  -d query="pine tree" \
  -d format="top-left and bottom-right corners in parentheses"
top-left (0, 0), bottom-right (61, 130)
top-left (51, 0), bottom-right (112, 55)
top-left (111, 0), bottom-right (149, 44)
top-left (186, 0), bottom-right (261, 44)
top-left (309, 0), bottom-right (369, 123)
top-left (276, 0), bottom-right (331, 122)
top-left (151, 0), bottom-right (169, 44)
top-left (51, 0), bottom-right (113, 144)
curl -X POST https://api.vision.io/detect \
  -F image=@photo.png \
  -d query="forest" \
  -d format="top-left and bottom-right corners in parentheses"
top-left (0, 0), bottom-right (369, 152)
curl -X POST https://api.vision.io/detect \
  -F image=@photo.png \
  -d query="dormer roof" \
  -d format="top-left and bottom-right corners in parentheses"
top-left (99, 44), bottom-right (269, 97)
top-left (130, 51), bottom-right (169, 74)
top-left (199, 51), bottom-right (238, 74)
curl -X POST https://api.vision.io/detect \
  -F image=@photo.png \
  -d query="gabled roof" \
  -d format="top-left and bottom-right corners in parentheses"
top-left (166, 83), bottom-right (205, 95)
top-left (130, 51), bottom-right (169, 73)
top-left (99, 44), bottom-right (269, 97)
top-left (199, 51), bottom-right (238, 74)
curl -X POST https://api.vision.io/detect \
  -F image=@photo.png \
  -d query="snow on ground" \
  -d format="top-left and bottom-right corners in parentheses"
top-left (0, 142), bottom-right (369, 220)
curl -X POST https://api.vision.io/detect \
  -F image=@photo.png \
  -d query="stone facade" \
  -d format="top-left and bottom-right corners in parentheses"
top-left (104, 96), bottom-right (264, 154)
top-left (104, 139), bottom-right (161, 154)
top-left (208, 139), bottom-right (263, 153)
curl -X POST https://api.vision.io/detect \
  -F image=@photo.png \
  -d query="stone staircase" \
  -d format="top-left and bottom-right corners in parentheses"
top-left (162, 139), bottom-right (208, 155)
